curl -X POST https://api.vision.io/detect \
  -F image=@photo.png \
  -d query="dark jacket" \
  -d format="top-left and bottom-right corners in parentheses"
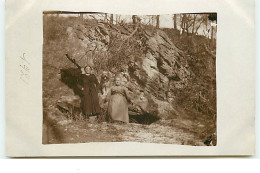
top-left (78, 74), bottom-right (100, 115)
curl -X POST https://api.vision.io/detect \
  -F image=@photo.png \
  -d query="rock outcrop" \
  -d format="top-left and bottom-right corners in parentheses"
top-left (57, 21), bottom-right (192, 122)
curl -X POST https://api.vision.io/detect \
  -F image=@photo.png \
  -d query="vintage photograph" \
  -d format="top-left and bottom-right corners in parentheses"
top-left (42, 12), bottom-right (217, 146)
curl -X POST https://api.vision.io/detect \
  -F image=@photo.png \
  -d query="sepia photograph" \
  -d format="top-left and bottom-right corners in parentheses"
top-left (42, 12), bottom-right (217, 146)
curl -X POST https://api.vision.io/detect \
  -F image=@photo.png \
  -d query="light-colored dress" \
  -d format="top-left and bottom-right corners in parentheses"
top-left (107, 86), bottom-right (131, 123)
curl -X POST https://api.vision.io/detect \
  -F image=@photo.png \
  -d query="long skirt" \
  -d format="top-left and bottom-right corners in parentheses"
top-left (81, 91), bottom-right (100, 116)
top-left (108, 94), bottom-right (129, 123)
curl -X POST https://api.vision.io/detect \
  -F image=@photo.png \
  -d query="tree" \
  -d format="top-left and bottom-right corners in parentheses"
top-left (173, 14), bottom-right (177, 29)
top-left (149, 15), bottom-right (156, 26)
top-left (191, 14), bottom-right (198, 34)
top-left (156, 15), bottom-right (160, 28)
top-left (104, 13), bottom-right (108, 22)
top-left (79, 13), bottom-right (83, 22)
top-left (110, 14), bottom-right (113, 24)
top-left (192, 14), bottom-right (207, 35)
top-left (208, 13), bottom-right (217, 47)
top-left (208, 13), bottom-right (217, 22)
top-left (180, 14), bottom-right (187, 34)
top-left (116, 14), bottom-right (121, 24)
top-left (132, 15), bottom-right (137, 24)
top-left (179, 14), bottom-right (206, 35)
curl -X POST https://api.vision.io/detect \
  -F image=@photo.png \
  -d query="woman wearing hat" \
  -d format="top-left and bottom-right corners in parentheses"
top-left (78, 66), bottom-right (100, 119)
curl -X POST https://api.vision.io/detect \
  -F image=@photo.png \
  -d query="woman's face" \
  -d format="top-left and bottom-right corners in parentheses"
top-left (115, 78), bottom-right (121, 86)
top-left (84, 67), bottom-right (91, 74)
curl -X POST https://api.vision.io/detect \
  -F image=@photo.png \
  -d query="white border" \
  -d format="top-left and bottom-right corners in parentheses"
top-left (4, 0), bottom-right (256, 157)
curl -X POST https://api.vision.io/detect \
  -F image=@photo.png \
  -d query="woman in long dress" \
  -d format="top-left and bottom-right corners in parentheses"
top-left (106, 77), bottom-right (131, 123)
top-left (78, 66), bottom-right (100, 119)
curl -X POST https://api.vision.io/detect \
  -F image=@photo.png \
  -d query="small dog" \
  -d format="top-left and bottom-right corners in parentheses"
top-left (100, 71), bottom-right (112, 96)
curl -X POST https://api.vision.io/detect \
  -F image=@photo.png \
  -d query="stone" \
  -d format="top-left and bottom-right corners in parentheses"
top-left (56, 95), bottom-right (81, 118)
top-left (58, 22), bottom-right (192, 122)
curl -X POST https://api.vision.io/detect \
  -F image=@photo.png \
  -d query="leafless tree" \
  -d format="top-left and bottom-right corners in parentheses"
top-left (132, 15), bottom-right (137, 24)
top-left (192, 14), bottom-right (207, 35)
top-left (156, 15), bottom-right (160, 28)
top-left (208, 13), bottom-right (217, 47)
top-left (173, 14), bottom-right (177, 29)
top-left (115, 14), bottom-right (121, 24)
top-left (110, 14), bottom-right (113, 24)
top-left (180, 14), bottom-right (186, 33)
top-left (150, 15), bottom-right (155, 26)
top-left (104, 13), bottom-right (108, 22)
top-left (179, 14), bottom-right (207, 35)
top-left (79, 13), bottom-right (83, 22)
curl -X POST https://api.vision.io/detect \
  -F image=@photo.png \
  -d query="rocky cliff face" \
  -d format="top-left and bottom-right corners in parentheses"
top-left (46, 19), bottom-right (193, 122)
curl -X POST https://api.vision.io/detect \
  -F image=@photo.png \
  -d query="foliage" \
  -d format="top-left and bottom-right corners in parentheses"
top-left (163, 28), bottom-right (216, 118)
top-left (208, 13), bottom-right (217, 22)
top-left (98, 26), bottom-right (148, 75)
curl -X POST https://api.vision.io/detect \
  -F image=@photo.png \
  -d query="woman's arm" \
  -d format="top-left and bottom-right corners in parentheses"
top-left (93, 74), bottom-right (100, 85)
top-left (76, 77), bottom-right (84, 91)
top-left (93, 74), bottom-right (102, 93)
top-left (105, 88), bottom-right (112, 102)
top-left (124, 87), bottom-right (132, 103)
top-left (77, 84), bottom-right (84, 91)
top-left (92, 74), bottom-right (100, 89)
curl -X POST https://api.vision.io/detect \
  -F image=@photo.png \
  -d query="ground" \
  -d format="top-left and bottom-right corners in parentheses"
top-left (42, 106), bottom-right (213, 145)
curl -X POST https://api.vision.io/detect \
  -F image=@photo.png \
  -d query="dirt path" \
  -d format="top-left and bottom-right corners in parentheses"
top-left (43, 112), bottom-right (208, 146)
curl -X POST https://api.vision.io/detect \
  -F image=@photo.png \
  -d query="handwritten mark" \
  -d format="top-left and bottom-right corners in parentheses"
top-left (19, 53), bottom-right (30, 85)
top-left (20, 53), bottom-right (30, 65)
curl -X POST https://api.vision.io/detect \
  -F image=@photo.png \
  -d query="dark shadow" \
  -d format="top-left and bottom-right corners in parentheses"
top-left (129, 113), bottom-right (160, 125)
top-left (60, 68), bottom-right (83, 96)
top-left (42, 110), bottom-right (65, 144)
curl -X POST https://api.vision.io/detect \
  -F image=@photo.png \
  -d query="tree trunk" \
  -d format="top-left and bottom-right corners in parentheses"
top-left (110, 14), bottom-right (113, 24)
top-left (104, 14), bottom-right (107, 22)
top-left (156, 15), bottom-right (160, 28)
top-left (191, 15), bottom-right (197, 34)
top-left (116, 14), bottom-right (119, 24)
top-left (211, 25), bottom-right (214, 48)
top-left (205, 15), bottom-right (209, 38)
top-left (173, 14), bottom-right (177, 29)
top-left (148, 15), bottom-right (151, 25)
top-left (132, 15), bottom-right (137, 24)
top-left (181, 14), bottom-right (186, 33)
top-left (152, 16), bottom-right (155, 26)
top-left (79, 13), bottom-right (83, 22)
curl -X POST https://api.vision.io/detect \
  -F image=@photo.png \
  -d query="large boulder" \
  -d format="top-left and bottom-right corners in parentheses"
top-left (56, 95), bottom-right (81, 119)
top-left (58, 22), bottom-right (192, 122)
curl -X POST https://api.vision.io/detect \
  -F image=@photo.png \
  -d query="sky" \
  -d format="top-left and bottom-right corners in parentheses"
top-left (56, 13), bottom-right (174, 28)
top-left (48, 13), bottom-right (216, 37)
top-left (54, 13), bottom-right (182, 28)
